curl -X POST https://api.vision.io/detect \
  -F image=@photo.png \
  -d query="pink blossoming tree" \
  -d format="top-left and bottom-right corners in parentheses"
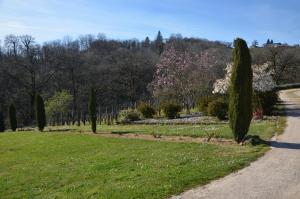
top-left (151, 44), bottom-right (219, 111)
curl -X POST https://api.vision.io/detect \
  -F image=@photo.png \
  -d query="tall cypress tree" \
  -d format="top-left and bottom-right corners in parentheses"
top-left (9, 103), bottom-right (17, 131)
top-left (0, 111), bottom-right (5, 132)
top-left (35, 94), bottom-right (46, 132)
top-left (88, 87), bottom-right (97, 133)
top-left (229, 38), bottom-right (253, 143)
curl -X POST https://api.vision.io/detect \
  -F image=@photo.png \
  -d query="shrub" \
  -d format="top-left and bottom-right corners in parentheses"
top-left (0, 111), bottom-right (5, 132)
top-left (252, 91), bottom-right (278, 117)
top-left (253, 109), bottom-right (263, 120)
top-left (88, 88), bottom-right (97, 133)
top-left (45, 91), bottom-right (72, 121)
top-left (9, 103), bottom-right (17, 131)
top-left (137, 103), bottom-right (156, 118)
top-left (197, 95), bottom-right (218, 115)
top-left (207, 99), bottom-right (228, 120)
top-left (229, 38), bottom-right (253, 143)
top-left (119, 109), bottom-right (140, 123)
top-left (35, 94), bottom-right (46, 132)
top-left (162, 103), bottom-right (181, 119)
top-left (258, 91), bottom-right (278, 115)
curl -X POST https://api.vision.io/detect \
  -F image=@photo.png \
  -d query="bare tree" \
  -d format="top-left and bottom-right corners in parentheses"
top-left (4, 34), bottom-right (20, 56)
top-left (3, 35), bottom-right (61, 123)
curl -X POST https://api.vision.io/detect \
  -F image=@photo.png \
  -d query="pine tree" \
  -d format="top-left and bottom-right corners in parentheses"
top-left (142, 36), bottom-right (150, 48)
top-left (9, 103), bottom-right (17, 131)
top-left (229, 38), bottom-right (253, 143)
top-left (35, 94), bottom-right (46, 132)
top-left (155, 31), bottom-right (164, 55)
top-left (0, 111), bottom-right (5, 132)
top-left (88, 87), bottom-right (97, 133)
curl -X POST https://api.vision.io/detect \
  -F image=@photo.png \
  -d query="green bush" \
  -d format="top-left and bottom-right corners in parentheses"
top-left (229, 38), bottom-right (253, 143)
top-left (137, 103), bottom-right (156, 118)
top-left (0, 111), bottom-right (5, 132)
top-left (207, 99), bottom-right (228, 120)
top-left (258, 91), bottom-right (278, 115)
top-left (45, 91), bottom-right (72, 120)
top-left (35, 95), bottom-right (46, 132)
top-left (197, 96), bottom-right (218, 115)
top-left (9, 103), bottom-right (17, 131)
top-left (119, 109), bottom-right (140, 123)
top-left (162, 103), bottom-right (182, 119)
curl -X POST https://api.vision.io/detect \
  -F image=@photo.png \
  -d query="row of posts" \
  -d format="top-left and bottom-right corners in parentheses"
top-left (48, 106), bottom-right (125, 126)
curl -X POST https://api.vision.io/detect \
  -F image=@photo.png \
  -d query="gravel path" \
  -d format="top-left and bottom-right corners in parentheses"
top-left (171, 89), bottom-right (300, 199)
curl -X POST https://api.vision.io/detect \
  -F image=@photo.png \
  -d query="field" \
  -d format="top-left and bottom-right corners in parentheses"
top-left (0, 118), bottom-right (285, 199)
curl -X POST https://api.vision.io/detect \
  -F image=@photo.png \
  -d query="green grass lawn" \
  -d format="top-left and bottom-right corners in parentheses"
top-left (0, 116), bottom-right (286, 198)
top-left (0, 132), bottom-right (268, 199)
top-left (52, 117), bottom-right (285, 140)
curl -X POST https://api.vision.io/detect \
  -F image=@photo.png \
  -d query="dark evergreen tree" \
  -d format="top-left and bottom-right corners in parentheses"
top-left (229, 38), bottom-right (253, 143)
top-left (88, 87), bottom-right (97, 133)
top-left (35, 94), bottom-right (46, 132)
top-left (0, 111), bottom-right (5, 132)
top-left (9, 103), bottom-right (17, 131)
top-left (142, 36), bottom-right (150, 48)
top-left (155, 31), bottom-right (164, 55)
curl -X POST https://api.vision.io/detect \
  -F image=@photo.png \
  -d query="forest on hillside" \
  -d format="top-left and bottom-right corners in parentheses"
top-left (0, 31), bottom-right (299, 126)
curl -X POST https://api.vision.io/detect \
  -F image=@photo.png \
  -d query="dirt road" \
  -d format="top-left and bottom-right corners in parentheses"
top-left (172, 89), bottom-right (300, 199)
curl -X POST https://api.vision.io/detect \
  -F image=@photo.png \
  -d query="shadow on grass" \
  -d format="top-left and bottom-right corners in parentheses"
top-left (111, 131), bottom-right (133, 135)
top-left (48, 128), bottom-right (76, 132)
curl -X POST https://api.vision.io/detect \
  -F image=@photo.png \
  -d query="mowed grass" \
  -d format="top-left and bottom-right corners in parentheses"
top-left (59, 118), bottom-right (285, 140)
top-left (0, 132), bottom-right (267, 199)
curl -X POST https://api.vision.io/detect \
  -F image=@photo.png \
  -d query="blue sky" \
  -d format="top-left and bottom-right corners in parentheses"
top-left (0, 0), bottom-right (299, 45)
